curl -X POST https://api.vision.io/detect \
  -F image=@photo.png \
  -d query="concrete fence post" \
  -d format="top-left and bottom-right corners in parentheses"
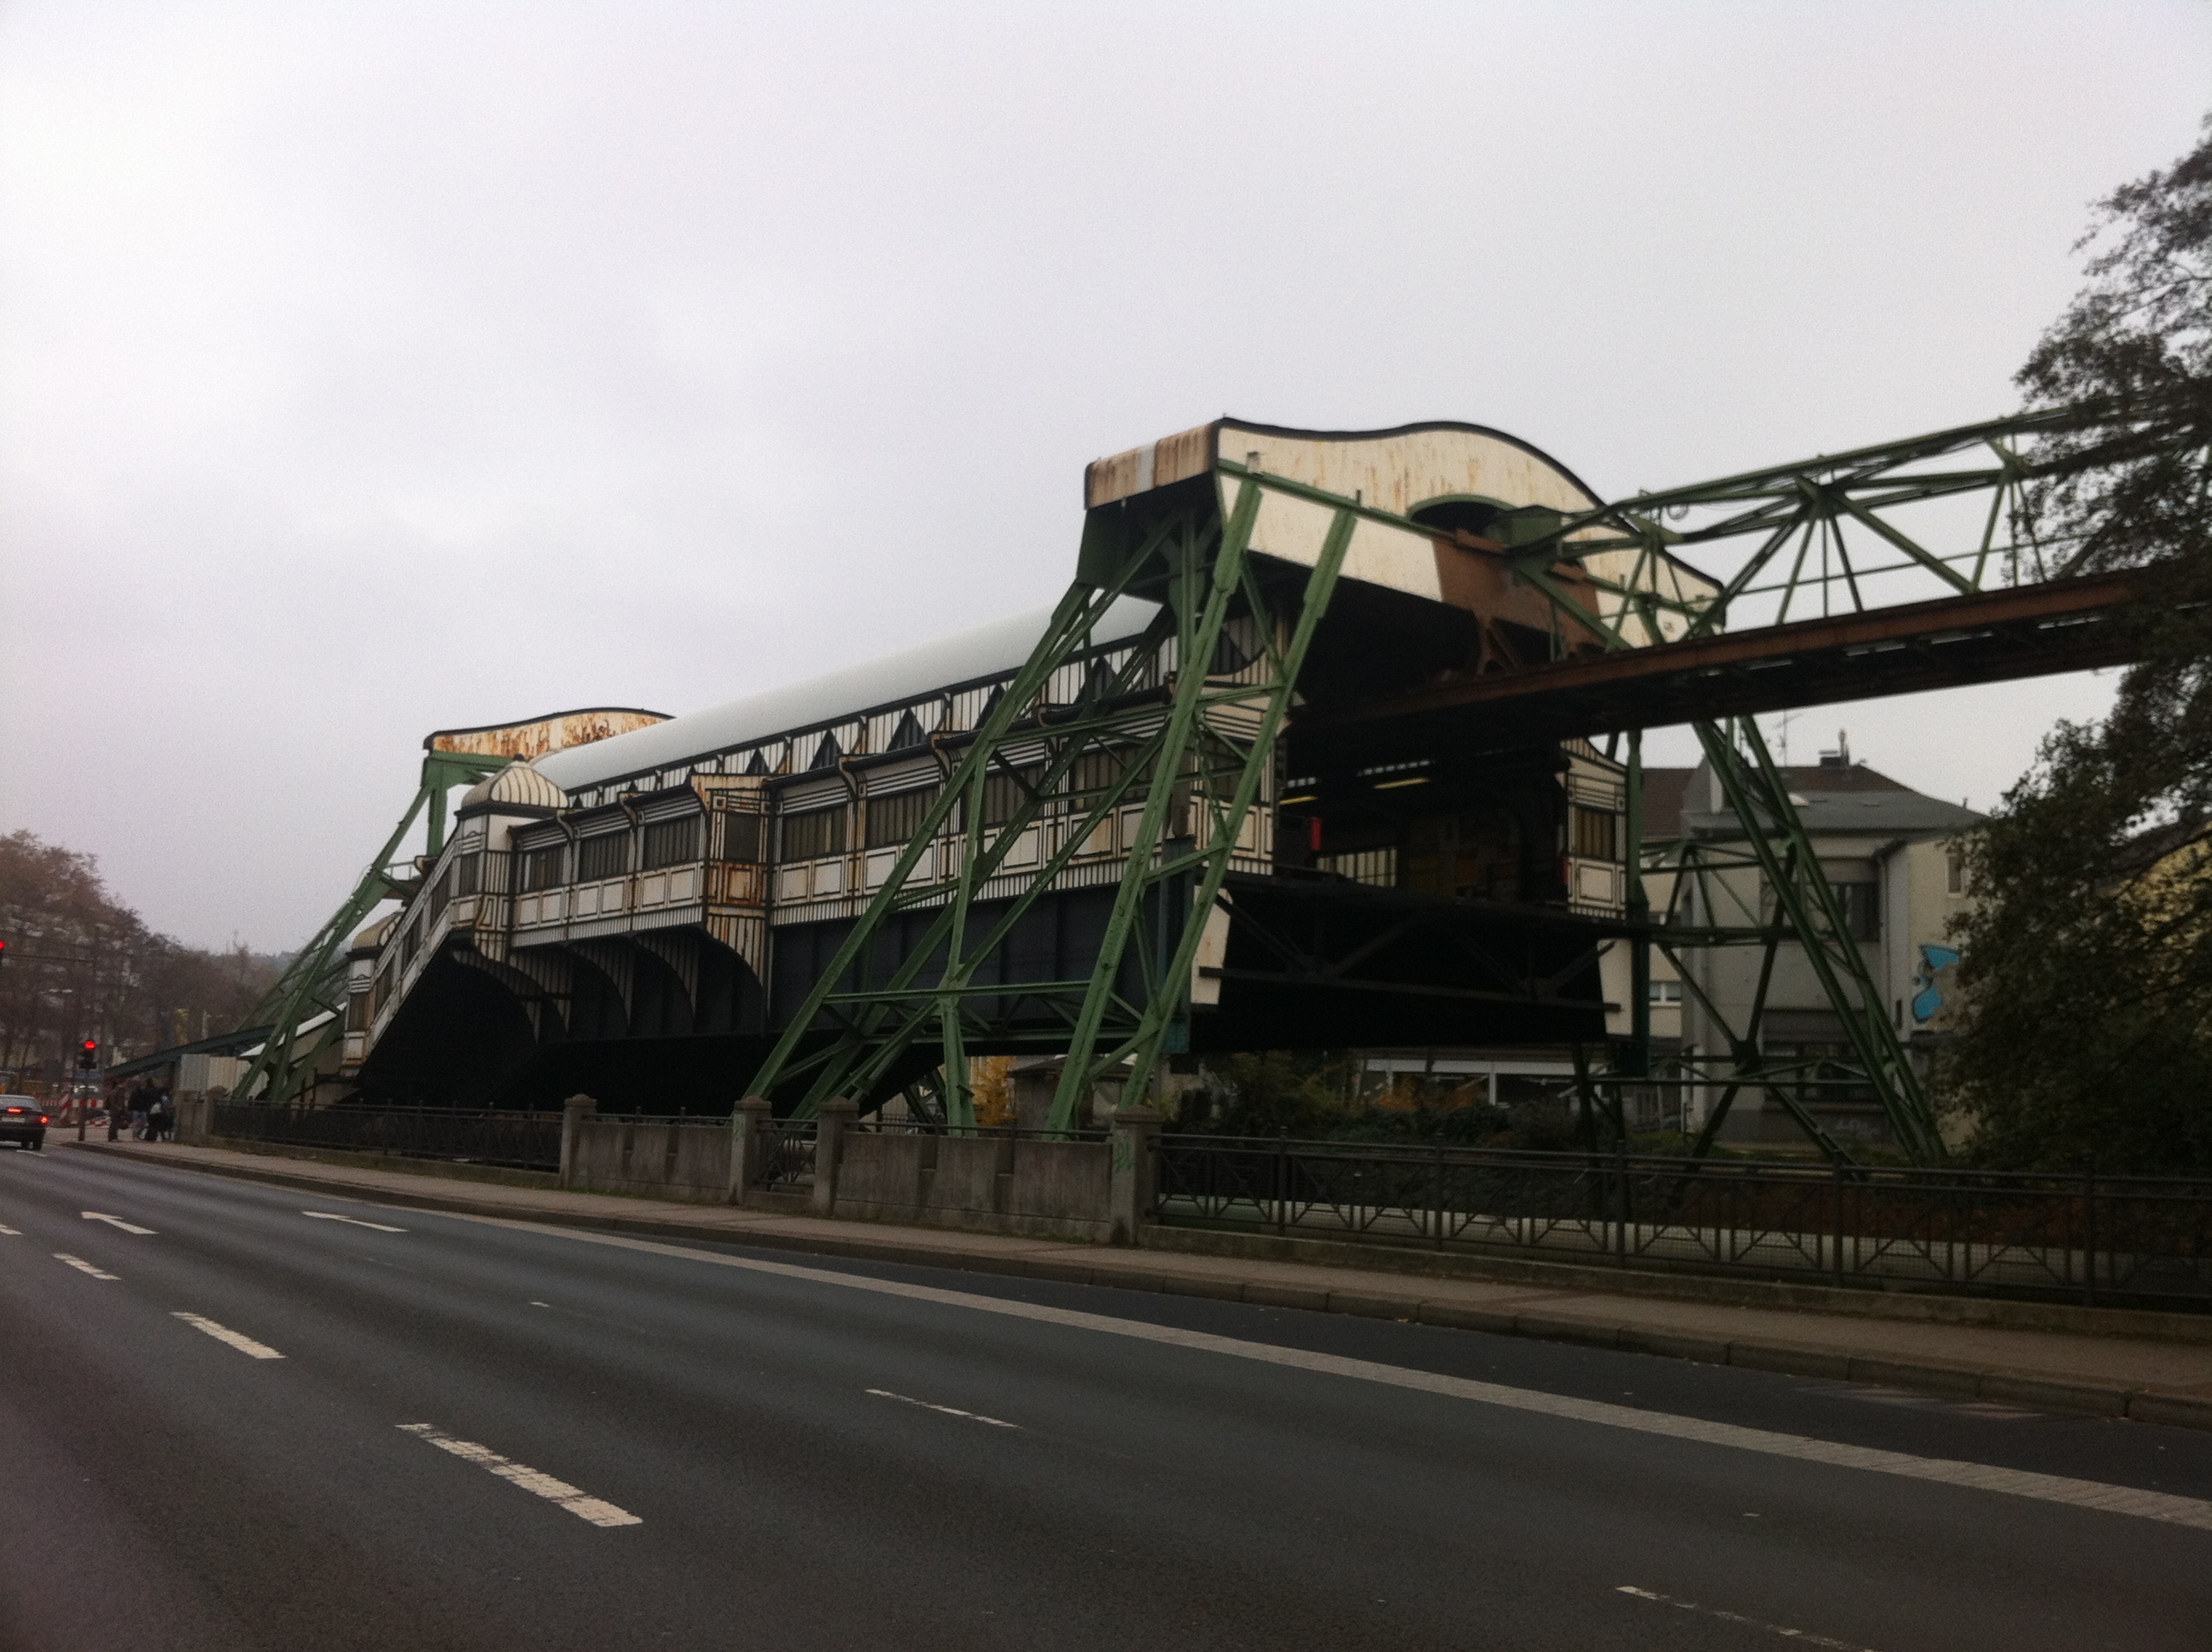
top-left (728, 1096), bottom-right (774, 1205)
top-left (1109, 1106), bottom-right (1161, 1246)
top-left (812, 1097), bottom-right (858, 1217)
top-left (560, 1093), bottom-right (598, 1189)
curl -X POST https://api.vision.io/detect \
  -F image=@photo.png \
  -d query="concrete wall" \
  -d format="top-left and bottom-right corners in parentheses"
top-left (564, 1115), bottom-right (731, 1201)
top-left (552, 1095), bottom-right (1157, 1242)
top-left (828, 1128), bottom-right (1115, 1242)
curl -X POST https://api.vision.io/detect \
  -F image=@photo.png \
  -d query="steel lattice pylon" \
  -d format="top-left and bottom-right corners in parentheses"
top-left (236, 749), bottom-right (504, 1105)
top-left (744, 478), bottom-right (1357, 1131)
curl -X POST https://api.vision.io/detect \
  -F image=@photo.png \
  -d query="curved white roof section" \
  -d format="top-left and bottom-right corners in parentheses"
top-left (537, 596), bottom-right (1161, 793)
top-left (460, 761), bottom-right (568, 812)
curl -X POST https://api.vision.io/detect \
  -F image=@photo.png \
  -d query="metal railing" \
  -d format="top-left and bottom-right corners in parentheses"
top-left (211, 1102), bottom-right (562, 1172)
top-left (761, 1119), bottom-right (818, 1190)
top-left (849, 1119), bottom-right (1107, 1142)
top-left (1153, 1135), bottom-right (2212, 1309)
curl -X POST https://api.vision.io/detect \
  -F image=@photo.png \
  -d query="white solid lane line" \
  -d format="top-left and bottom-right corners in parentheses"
top-left (81, 1212), bottom-right (155, 1234)
top-left (172, 1312), bottom-right (285, 1360)
top-left (448, 1213), bottom-right (2212, 1535)
top-left (396, 1424), bottom-right (642, 1527)
top-left (1616, 1585), bottom-right (1881, 1651)
top-left (301, 1211), bottom-right (408, 1232)
top-left (867, 1388), bottom-right (1020, 1428)
top-left (53, 1253), bottom-right (119, 1280)
top-left (0, 1224), bottom-right (20, 1236)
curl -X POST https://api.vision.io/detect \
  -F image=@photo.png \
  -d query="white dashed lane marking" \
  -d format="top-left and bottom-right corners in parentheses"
top-left (446, 1213), bottom-right (2212, 1534)
top-left (172, 1312), bottom-right (285, 1360)
top-left (397, 1424), bottom-right (642, 1527)
top-left (53, 1253), bottom-right (118, 1280)
top-left (1617, 1585), bottom-right (1882, 1650)
top-left (81, 1212), bottom-right (155, 1234)
top-left (0, 1224), bottom-right (20, 1236)
top-left (867, 1388), bottom-right (1020, 1428)
top-left (302, 1211), bottom-right (408, 1232)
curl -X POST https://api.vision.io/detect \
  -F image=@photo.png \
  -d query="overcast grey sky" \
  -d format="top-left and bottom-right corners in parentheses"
top-left (3, 2), bottom-right (2207, 951)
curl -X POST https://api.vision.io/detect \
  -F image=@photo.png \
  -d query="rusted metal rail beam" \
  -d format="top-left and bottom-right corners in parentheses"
top-left (1295, 571), bottom-right (2145, 765)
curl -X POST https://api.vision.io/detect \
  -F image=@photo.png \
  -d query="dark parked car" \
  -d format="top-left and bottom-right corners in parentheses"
top-left (0, 1097), bottom-right (49, 1150)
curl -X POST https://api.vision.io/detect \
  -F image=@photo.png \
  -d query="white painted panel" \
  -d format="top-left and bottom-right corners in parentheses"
top-left (814, 859), bottom-right (845, 896)
top-left (864, 848), bottom-right (898, 889)
top-left (1241, 486), bottom-right (1441, 602)
top-left (776, 866), bottom-right (809, 903)
top-left (672, 868), bottom-right (700, 900)
top-left (1004, 827), bottom-right (1040, 870)
top-left (642, 872), bottom-right (669, 905)
top-left (1190, 897), bottom-right (1233, 1008)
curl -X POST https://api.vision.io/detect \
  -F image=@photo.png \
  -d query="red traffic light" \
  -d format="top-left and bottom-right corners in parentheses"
top-left (81, 1038), bottom-right (97, 1054)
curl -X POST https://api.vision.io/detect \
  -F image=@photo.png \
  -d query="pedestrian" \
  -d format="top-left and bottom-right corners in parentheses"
top-left (128, 1081), bottom-right (150, 1141)
top-left (106, 1088), bottom-right (125, 1141)
top-left (146, 1090), bottom-right (172, 1143)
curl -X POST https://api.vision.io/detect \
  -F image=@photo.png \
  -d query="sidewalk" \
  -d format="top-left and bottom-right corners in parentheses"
top-left (67, 1137), bottom-right (2212, 1432)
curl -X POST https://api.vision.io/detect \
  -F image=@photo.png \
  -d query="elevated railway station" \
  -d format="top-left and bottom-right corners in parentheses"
top-left (238, 398), bottom-right (2186, 1160)
top-left (338, 420), bottom-right (1703, 1120)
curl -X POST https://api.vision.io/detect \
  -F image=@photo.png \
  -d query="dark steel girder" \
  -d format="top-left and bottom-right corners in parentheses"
top-left (1292, 570), bottom-right (2147, 769)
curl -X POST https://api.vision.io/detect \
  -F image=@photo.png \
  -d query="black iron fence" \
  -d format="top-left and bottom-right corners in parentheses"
top-left (761, 1119), bottom-right (818, 1191)
top-left (212, 1102), bottom-right (562, 1172)
top-left (1153, 1135), bottom-right (2212, 1309)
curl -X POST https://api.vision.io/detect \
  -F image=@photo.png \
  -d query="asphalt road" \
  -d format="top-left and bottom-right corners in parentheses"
top-left (3, 1144), bottom-right (2209, 1652)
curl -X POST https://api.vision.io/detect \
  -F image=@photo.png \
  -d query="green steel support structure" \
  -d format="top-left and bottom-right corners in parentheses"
top-left (253, 397), bottom-right (2192, 1164)
top-left (235, 750), bottom-right (504, 1105)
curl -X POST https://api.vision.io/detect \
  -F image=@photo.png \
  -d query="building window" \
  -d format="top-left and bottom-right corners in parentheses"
top-left (865, 786), bottom-right (939, 849)
top-left (455, 853), bottom-right (481, 896)
top-left (716, 811), bottom-right (764, 863)
top-left (1833, 881), bottom-right (1880, 941)
top-left (780, 805), bottom-right (847, 862)
top-left (1570, 805), bottom-right (1620, 862)
top-left (1646, 979), bottom-right (1683, 1004)
top-left (1947, 844), bottom-right (1967, 896)
top-left (641, 815), bottom-right (701, 870)
top-left (519, 843), bottom-right (567, 892)
top-left (578, 831), bottom-right (630, 881)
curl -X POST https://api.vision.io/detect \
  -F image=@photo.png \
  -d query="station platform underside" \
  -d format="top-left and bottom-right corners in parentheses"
top-left (353, 875), bottom-right (1615, 1112)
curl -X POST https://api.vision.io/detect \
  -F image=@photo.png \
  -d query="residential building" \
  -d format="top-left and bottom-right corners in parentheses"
top-left (1637, 741), bottom-right (1981, 1146)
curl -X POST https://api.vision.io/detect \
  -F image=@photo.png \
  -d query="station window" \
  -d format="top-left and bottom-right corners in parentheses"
top-left (715, 811), bottom-right (764, 863)
top-left (641, 815), bottom-right (702, 870)
top-left (1068, 747), bottom-right (1127, 802)
top-left (983, 765), bottom-right (1045, 827)
top-left (780, 805), bottom-right (847, 861)
top-left (865, 786), bottom-right (939, 849)
top-left (1570, 806), bottom-right (1621, 863)
top-left (519, 843), bottom-right (566, 892)
top-left (1646, 980), bottom-right (1683, 1004)
top-left (578, 831), bottom-right (630, 881)
top-left (1316, 846), bottom-right (1398, 888)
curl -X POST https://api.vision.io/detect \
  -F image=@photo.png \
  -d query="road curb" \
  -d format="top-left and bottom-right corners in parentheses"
top-left (71, 1141), bottom-right (2212, 1434)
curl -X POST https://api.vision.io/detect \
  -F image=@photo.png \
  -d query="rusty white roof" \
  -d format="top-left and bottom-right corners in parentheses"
top-left (537, 596), bottom-right (1160, 792)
